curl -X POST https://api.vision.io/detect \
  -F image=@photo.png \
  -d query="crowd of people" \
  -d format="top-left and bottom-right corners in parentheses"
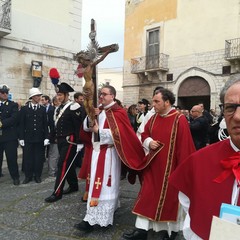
top-left (0, 82), bottom-right (87, 187)
top-left (0, 72), bottom-right (239, 240)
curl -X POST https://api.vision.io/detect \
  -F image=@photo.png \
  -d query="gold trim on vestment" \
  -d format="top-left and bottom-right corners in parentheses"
top-left (149, 111), bottom-right (181, 221)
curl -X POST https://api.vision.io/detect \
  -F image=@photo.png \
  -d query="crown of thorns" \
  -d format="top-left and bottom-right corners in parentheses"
top-left (75, 50), bottom-right (90, 62)
top-left (75, 41), bottom-right (100, 62)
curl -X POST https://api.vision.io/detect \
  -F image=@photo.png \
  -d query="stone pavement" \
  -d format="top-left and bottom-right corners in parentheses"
top-left (0, 153), bottom-right (185, 240)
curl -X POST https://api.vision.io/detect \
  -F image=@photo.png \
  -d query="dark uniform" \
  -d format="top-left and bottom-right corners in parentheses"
top-left (19, 102), bottom-right (49, 183)
top-left (0, 98), bottom-right (20, 185)
top-left (45, 82), bottom-right (85, 203)
top-left (45, 103), bottom-right (55, 159)
top-left (190, 115), bottom-right (209, 150)
top-left (46, 104), bottom-right (55, 134)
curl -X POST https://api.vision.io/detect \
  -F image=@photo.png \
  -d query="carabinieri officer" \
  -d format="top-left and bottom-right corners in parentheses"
top-left (0, 84), bottom-right (20, 185)
top-left (45, 82), bottom-right (86, 203)
top-left (19, 87), bottom-right (49, 184)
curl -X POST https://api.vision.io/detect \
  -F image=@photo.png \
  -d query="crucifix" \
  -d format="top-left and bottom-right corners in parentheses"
top-left (75, 19), bottom-right (119, 124)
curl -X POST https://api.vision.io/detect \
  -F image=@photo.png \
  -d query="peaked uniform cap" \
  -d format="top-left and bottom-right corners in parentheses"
top-left (56, 82), bottom-right (74, 93)
top-left (0, 84), bottom-right (10, 93)
top-left (138, 98), bottom-right (150, 106)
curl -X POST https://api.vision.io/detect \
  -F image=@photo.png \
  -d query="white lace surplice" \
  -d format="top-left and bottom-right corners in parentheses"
top-left (83, 109), bottom-right (121, 226)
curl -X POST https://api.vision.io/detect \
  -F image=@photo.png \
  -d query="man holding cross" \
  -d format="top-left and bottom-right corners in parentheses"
top-left (74, 85), bottom-right (146, 231)
top-left (74, 19), bottom-right (147, 231)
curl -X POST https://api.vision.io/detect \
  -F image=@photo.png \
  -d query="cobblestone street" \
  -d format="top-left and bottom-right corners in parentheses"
top-left (0, 154), bottom-right (185, 240)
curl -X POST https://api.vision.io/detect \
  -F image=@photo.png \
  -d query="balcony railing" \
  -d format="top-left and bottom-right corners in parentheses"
top-left (0, 0), bottom-right (11, 37)
top-left (131, 53), bottom-right (169, 74)
top-left (225, 38), bottom-right (240, 60)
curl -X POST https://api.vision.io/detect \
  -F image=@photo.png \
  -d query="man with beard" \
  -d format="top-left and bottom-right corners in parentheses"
top-left (123, 87), bottom-right (196, 240)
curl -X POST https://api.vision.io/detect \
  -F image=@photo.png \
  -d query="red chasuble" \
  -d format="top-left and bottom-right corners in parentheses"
top-left (78, 126), bottom-right (93, 201)
top-left (133, 110), bottom-right (196, 222)
top-left (79, 103), bottom-right (153, 206)
top-left (169, 139), bottom-right (240, 240)
top-left (105, 103), bottom-right (153, 170)
top-left (78, 126), bottom-right (92, 179)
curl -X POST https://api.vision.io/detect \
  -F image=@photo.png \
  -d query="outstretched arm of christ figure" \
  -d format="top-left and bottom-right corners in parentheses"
top-left (92, 44), bottom-right (118, 67)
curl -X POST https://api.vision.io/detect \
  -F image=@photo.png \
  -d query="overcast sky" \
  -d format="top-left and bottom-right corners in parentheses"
top-left (81, 0), bottom-right (125, 69)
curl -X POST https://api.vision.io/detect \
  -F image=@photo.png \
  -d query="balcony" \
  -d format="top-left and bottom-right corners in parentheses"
top-left (131, 53), bottom-right (169, 74)
top-left (225, 38), bottom-right (240, 61)
top-left (0, 0), bottom-right (11, 37)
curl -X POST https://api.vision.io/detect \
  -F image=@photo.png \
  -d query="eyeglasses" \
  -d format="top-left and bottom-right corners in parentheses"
top-left (0, 91), bottom-right (8, 94)
top-left (99, 92), bottom-right (112, 97)
top-left (220, 103), bottom-right (240, 116)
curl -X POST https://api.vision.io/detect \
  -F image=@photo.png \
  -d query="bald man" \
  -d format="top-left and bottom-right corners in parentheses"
top-left (189, 105), bottom-right (209, 149)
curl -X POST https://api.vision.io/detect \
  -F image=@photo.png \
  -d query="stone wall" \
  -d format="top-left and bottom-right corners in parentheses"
top-left (0, 37), bottom-right (83, 104)
top-left (123, 48), bottom-right (232, 109)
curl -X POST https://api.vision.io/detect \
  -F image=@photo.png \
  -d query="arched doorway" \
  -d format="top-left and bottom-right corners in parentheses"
top-left (178, 76), bottom-right (211, 110)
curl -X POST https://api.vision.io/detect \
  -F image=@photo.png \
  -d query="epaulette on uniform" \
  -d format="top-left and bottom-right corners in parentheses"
top-left (70, 102), bottom-right (81, 111)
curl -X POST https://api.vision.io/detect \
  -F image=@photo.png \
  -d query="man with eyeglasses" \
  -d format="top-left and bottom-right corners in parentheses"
top-left (170, 74), bottom-right (240, 239)
top-left (74, 85), bottom-right (146, 232)
top-left (0, 84), bottom-right (20, 185)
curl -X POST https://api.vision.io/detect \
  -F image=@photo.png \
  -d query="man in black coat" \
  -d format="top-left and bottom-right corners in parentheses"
top-left (41, 94), bottom-right (55, 162)
top-left (19, 88), bottom-right (49, 184)
top-left (0, 84), bottom-right (20, 185)
top-left (190, 104), bottom-right (210, 150)
top-left (41, 95), bottom-right (55, 133)
top-left (45, 82), bottom-right (86, 203)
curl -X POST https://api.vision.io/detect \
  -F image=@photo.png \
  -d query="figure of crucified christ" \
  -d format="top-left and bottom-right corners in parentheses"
top-left (75, 44), bottom-right (118, 124)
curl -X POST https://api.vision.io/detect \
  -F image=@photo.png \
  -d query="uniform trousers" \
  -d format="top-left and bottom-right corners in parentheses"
top-left (48, 143), bottom-right (59, 177)
top-left (24, 142), bottom-right (45, 179)
top-left (0, 140), bottom-right (19, 179)
top-left (54, 136), bottom-right (78, 197)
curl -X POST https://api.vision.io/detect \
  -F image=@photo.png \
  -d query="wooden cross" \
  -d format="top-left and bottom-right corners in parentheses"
top-left (75, 19), bottom-right (118, 141)
top-left (89, 19), bottom-right (98, 107)
top-left (88, 18), bottom-right (119, 108)
top-left (95, 177), bottom-right (102, 189)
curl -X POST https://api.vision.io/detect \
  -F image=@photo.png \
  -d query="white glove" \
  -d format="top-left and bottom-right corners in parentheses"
top-left (19, 140), bottom-right (25, 147)
top-left (76, 144), bottom-right (84, 152)
top-left (44, 139), bottom-right (50, 146)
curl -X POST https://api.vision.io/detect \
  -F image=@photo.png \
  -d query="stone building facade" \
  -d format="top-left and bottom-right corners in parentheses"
top-left (0, 0), bottom-right (83, 104)
top-left (123, 0), bottom-right (240, 111)
top-left (98, 67), bottom-right (123, 103)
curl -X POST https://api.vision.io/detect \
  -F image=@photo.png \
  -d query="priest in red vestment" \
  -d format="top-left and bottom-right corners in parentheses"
top-left (169, 75), bottom-right (240, 240)
top-left (75, 85), bottom-right (153, 232)
top-left (123, 87), bottom-right (196, 240)
top-left (77, 127), bottom-right (92, 202)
